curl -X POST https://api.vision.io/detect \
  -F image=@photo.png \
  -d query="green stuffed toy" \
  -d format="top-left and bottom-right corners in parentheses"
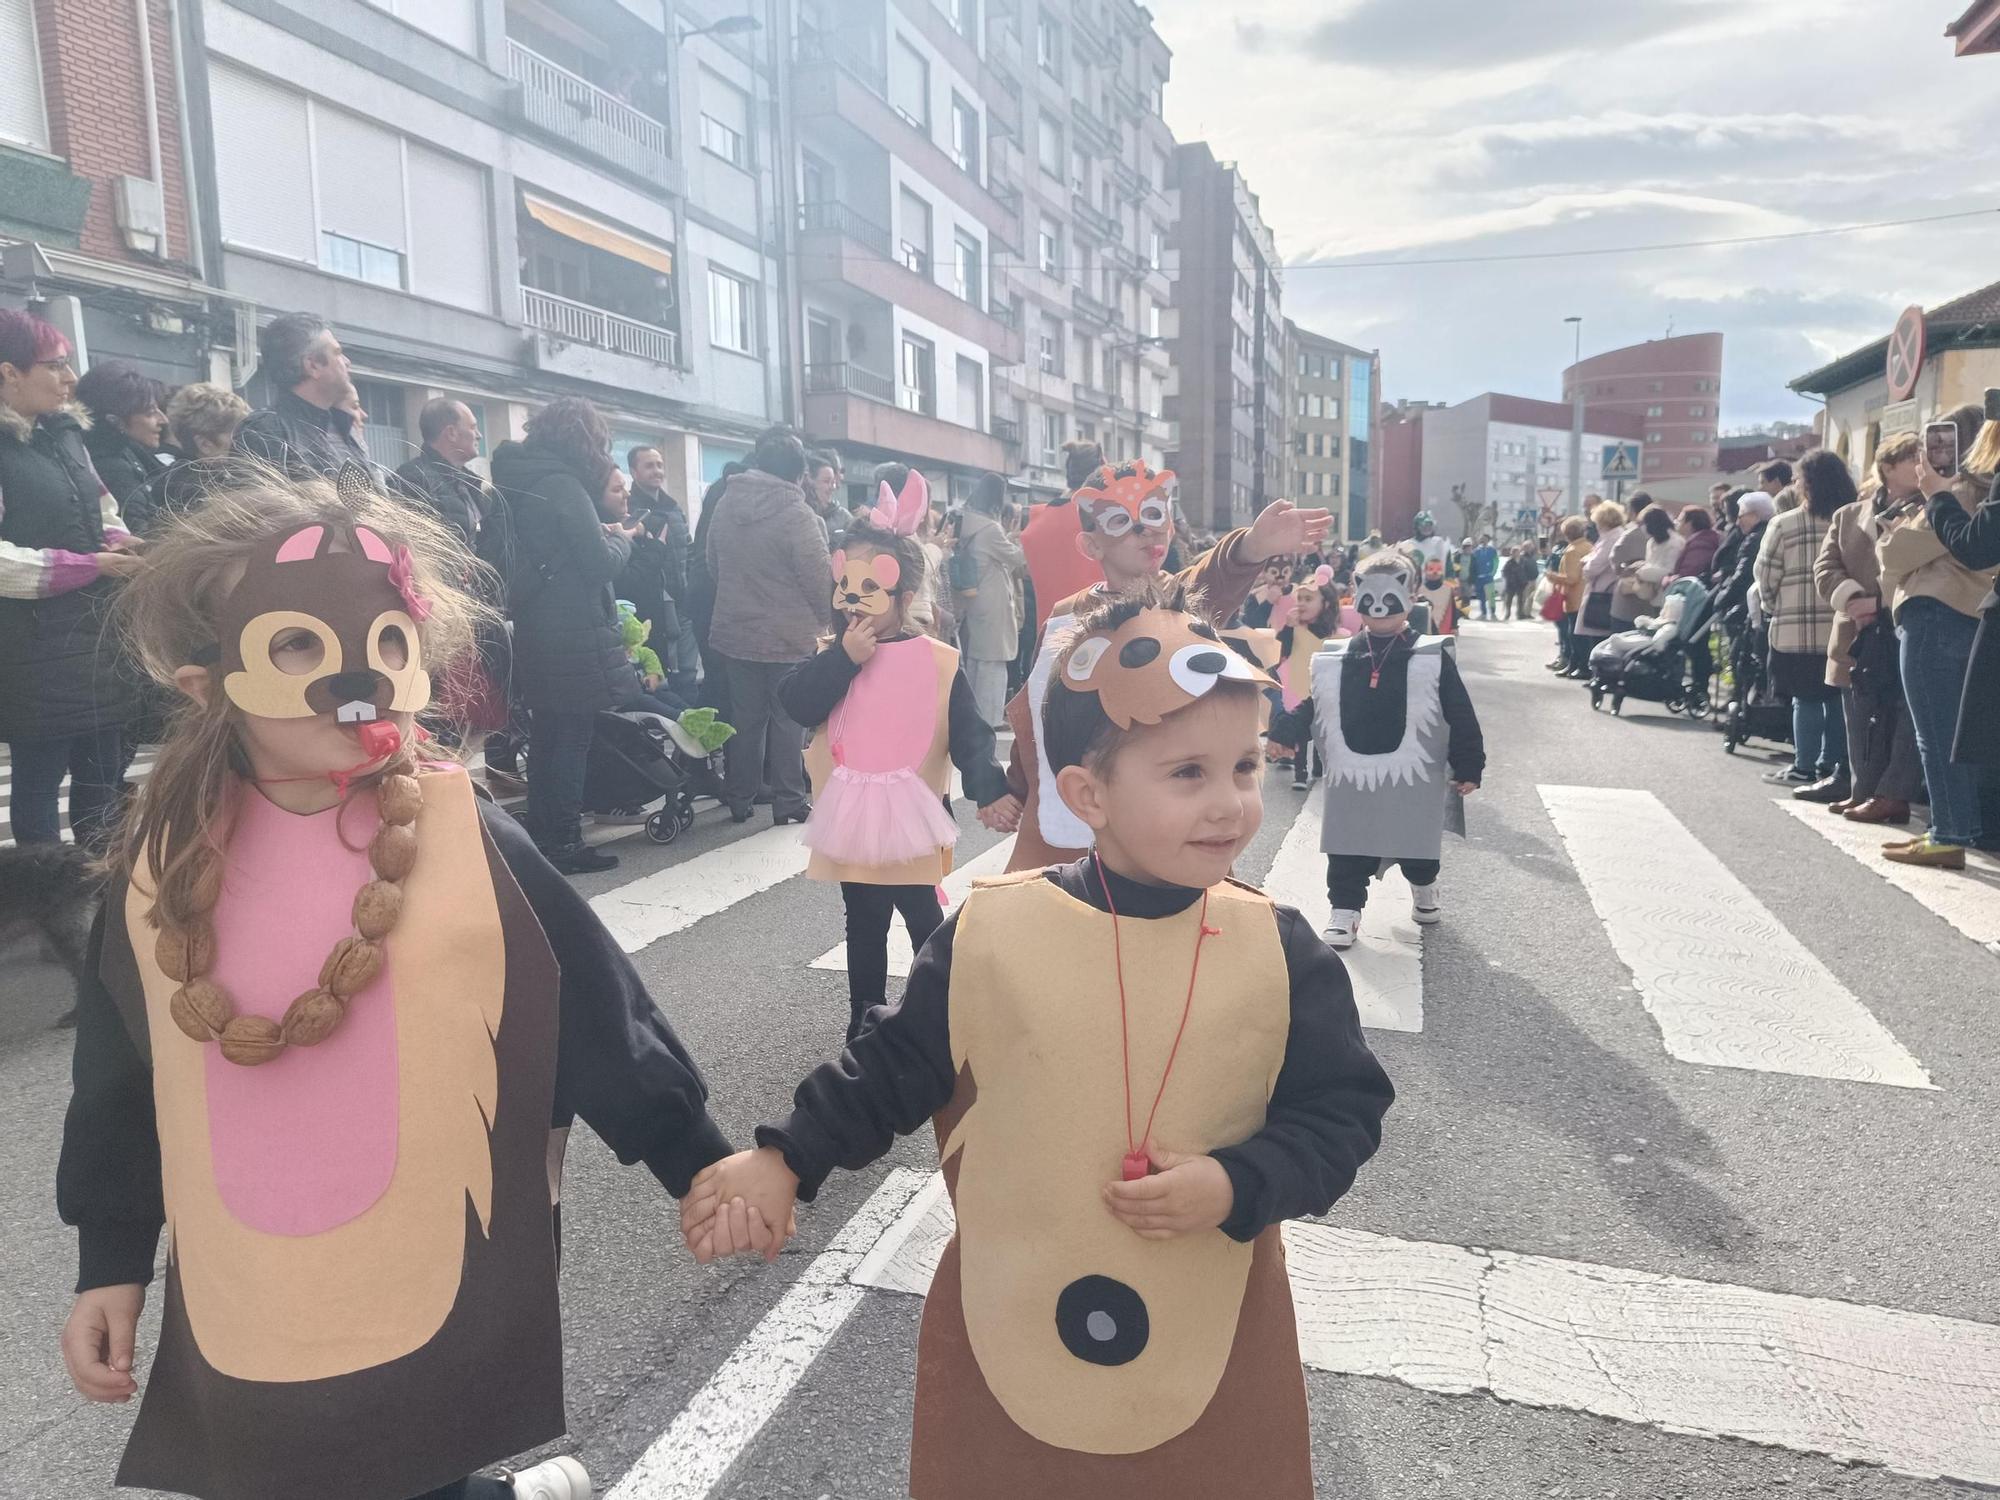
top-left (616, 599), bottom-right (665, 686)
top-left (675, 706), bottom-right (735, 753)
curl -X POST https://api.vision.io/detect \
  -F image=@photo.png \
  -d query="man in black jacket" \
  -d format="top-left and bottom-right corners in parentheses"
top-left (235, 312), bottom-right (364, 479)
top-left (398, 399), bottom-right (490, 549)
top-left (626, 444), bottom-right (697, 698)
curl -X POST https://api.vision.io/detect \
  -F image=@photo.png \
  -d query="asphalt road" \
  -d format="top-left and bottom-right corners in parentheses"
top-left (4, 617), bottom-right (1997, 1500)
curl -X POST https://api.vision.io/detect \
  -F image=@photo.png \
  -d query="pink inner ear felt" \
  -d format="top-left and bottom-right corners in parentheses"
top-left (353, 527), bottom-right (395, 564)
top-left (274, 526), bottom-right (325, 564)
top-left (872, 555), bottom-right (901, 590)
top-left (831, 550), bottom-right (846, 579)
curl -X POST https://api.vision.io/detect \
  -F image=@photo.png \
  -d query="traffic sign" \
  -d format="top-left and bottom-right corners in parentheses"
top-left (1886, 304), bottom-right (1926, 403)
top-left (1601, 443), bottom-right (1640, 481)
top-left (1537, 486), bottom-right (1565, 508)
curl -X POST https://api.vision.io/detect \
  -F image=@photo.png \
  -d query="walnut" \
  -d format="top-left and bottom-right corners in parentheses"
top-left (369, 821), bottom-right (418, 882)
top-left (156, 923), bottom-right (217, 983)
top-left (217, 1014), bottom-right (284, 1066)
top-left (352, 880), bottom-right (403, 940)
top-left (280, 988), bottom-right (345, 1048)
top-left (377, 774), bottom-right (423, 826)
top-left (318, 936), bottom-right (385, 998)
top-left (169, 979), bottom-right (228, 1041)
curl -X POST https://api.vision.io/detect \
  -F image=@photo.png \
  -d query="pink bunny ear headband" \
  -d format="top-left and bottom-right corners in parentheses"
top-left (1314, 564), bottom-right (1335, 589)
top-left (867, 468), bottom-right (930, 535)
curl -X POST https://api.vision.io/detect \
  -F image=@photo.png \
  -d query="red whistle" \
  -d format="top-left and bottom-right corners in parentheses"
top-left (356, 719), bottom-right (403, 761)
top-left (1122, 1150), bottom-right (1151, 1182)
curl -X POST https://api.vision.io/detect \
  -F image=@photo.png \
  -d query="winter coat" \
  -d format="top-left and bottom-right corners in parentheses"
top-left (1713, 521), bottom-right (1767, 628)
top-left (703, 469), bottom-right (832, 663)
top-left (490, 441), bottom-right (638, 714)
top-left (235, 389), bottom-right (365, 480)
top-left (1574, 530), bottom-right (1625, 638)
top-left (1021, 497), bottom-right (1103, 631)
top-left (1928, 475), bottom-right (2000, 768)
top-left (1669, 526), bottom-right (1722, 584)
top-left (0, 405), bottom-right (133, 738)
top-left (1813, 495), bottom-right (1905, 688)
top-left (955, 509), bottom-right (1027, 661)
top-left (1754, 507), bottom-right (1835, 658)
top-left (1553, 538), bottom-right (1591, 612)
top-left (629, 485), bottom-right (691, 603)
top-left (81, 423), bottom-right (165, 513)
top-left (1608, 523), bottom-right (1674, 626)
top-left (1878, 472), bottom-right (1998, 624)
top-left (395, 448), bottom-right (489, 551)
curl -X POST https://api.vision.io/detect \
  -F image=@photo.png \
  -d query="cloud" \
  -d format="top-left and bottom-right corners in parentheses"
top-left (1290, 0), bottom-right (1731, 71)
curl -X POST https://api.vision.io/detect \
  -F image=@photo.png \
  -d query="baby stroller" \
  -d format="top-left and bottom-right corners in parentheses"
top-left (1720, 623), bottom-right (1793, 754)
top-left (580, 708), bottom-right (727, 844)
top-left (1586, 580), bottom-right (1704, 716)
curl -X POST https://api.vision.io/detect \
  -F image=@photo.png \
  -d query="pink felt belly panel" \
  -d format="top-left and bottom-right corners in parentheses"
top-left (203, 790), bottom-right (399, 1237)
top-left (831, 637), bottom-right (939, 773)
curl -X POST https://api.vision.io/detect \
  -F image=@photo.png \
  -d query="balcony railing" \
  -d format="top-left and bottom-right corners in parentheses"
top-left (1072, 193), bottom-right (1123, 246)
top-left (806, 362), bottom-right (896, 404)
top-left (1072, 285), bottom-right (1117, 326)
top-left (1108, 73), bottom-right (1144, 119)
top-left (1070, 96), bottom-right (1119, 154)
top-left (993, 416), bottom-right (1021, 445)
top-left (1073, 382), bottom-right (1115, 413)
top-left (523, 287), bottom-right (680, 365)
top-left (796, 26), bottom-right (887, 100)
top-left (1106, 157), bottom-right (1142, 198)
top-left (991, 300), bottom-right (1018, 331)
top-left (507, 40), bottom-right (671, 181)
top-left (798, 199), bottom-right (892, 257)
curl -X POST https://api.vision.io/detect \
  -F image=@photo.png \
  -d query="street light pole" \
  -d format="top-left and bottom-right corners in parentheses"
top-left (1565, 315), bottom-right (1584, 516)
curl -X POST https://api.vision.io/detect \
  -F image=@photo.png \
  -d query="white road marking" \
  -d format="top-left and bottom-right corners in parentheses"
top-left (1260, 783), bottom-right (1424, 1032)
top-left (1538, 785), bottom-right (1932, 1088)
top-left (590, 822), bottom-right (807, 954)
top-left (848, 1177), bottom-right (2000, 1489)
top-left (807, 836), bottom-right (1018, 977)
top-left (1774, 798), bottom-right (2000, 956)
top-left (606, 1168), bottom-right (935, 1500)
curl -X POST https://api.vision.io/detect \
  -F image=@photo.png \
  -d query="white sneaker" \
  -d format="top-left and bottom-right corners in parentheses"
top-left (1324, 909), bottom-right (1361, 949)
top-left (1411, 883), bottom-right (1442, 925)
top-left (509, 1457), bottom-right (592, 1500)
top-left (591, 807), bottom-right (654, 826)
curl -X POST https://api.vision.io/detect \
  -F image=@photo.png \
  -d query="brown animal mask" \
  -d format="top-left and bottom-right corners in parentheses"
top-left (1057, 607), bottom-right (1273, 730)
top-left (1073, 460), bottom-right (1176, 537)
top-left (831, 547), bottom-right (901, 620)
top-left (217, 520), bottom-right (432, 723)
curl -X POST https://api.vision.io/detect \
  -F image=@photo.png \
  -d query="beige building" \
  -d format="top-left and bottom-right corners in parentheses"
top-left (1284, 321), bottom-right (1380, 544)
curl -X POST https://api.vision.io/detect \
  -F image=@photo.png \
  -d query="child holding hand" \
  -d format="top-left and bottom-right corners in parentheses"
top-left (689, 586), bottom-right (1393, 1500)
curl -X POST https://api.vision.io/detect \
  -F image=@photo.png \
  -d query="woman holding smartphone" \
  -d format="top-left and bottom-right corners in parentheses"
top-left (1926, 405), bottom-right (2000, 840)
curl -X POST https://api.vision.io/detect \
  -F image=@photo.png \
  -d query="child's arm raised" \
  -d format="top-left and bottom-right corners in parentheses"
top-left (776, 632), bottom-right (867, 730)
top-left (480, 803), bottom-right (732, 1196)
top-left (1205, 911), bottom-right (1395, 1240)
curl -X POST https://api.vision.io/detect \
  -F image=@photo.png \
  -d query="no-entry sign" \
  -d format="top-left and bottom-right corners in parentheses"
top-left (1886, 304), bottom-right (1926, 403)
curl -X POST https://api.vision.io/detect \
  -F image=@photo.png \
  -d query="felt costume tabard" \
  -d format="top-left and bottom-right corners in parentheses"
top-left (1402, 534), bottom-right (1456, 633)
top-left (756, 861), bottom-right (1396, 1500)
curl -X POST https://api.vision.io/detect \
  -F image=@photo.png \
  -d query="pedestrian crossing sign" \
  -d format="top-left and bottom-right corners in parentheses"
top-left (1601, 442), bottom-right (1640, 480)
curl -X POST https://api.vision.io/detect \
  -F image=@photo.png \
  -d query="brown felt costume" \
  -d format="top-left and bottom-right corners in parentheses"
top-left (907, 872), bottom-right (1311, 1498)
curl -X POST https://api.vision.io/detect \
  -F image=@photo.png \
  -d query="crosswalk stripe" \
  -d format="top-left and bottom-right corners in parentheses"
top-left (1539, 785), bottom-right (1932, 1089)
top-left (1774, 798), bottom-right (2000, 956)
top-left (1259, 784), bottom-right (1424, 1033)
top-left (590, 822), bottom-right (807, 954)
top-left (847, 1177), bottom-right (2000, 1489)
top-left (806, 836), bottom-right (1018, 978)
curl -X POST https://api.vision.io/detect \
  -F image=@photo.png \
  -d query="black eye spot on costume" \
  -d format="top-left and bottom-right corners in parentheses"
top-left (1183, 649), bottom-right (1227, 676)
top-left (1055, 1275), bottom-right (1149, 1366)
top-left (1118, 637), bottom-right (1162, 668)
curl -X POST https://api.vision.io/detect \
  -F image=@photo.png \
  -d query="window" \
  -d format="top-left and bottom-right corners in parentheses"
top-left (1147, 301), bottom-right (1161, 338)
top-left (1149, 224), bottom-right (1162, 269)
top-left (1298, 353), bottom-right (1309, 377)
top-left (708, 267), bottom-right (754, 354)
top-left (1689, 405), bottom-right (1707, 418)
top-left (1039, 112), bottom-right (1063, 178)
top-left (900, 332), bottom-right (937, 415)
top-left (321, 232), bottom-right (404, 288)
top-left (1327, 357), bottom-right (1341, 380)
top-left (1645, 404), bottom-right (1664, 417)
top-left (950, 93), bottom-right (980, 177)
top-left (957, 355), bottom-right (985, 431)
top-left (1688, 456), bottom-right (1705, 469)
top-left (946, 0), bottom-right (979, 39)
top-left (953, 230), bottom-right (982, 306)
top-left (1041, 410), bottom-right (1064, 465)
top-left (890, 36), bottom-right (930, 131)
top-left (1039, 313), bottom-right (1063, 374)
top-left (1649, 381), bottom-right (1664, 393)
top-left (1037, 10), bottom-right (1063, 76)
top-left (801, 152), bottom-right (835, 206)
top-left (899, 187), bottom-right (932, 276)
top-left (1072, 147), bottom-right (1089, 197)
top-left (1647, 431), bottom-right (1664, 444)
top-left (1038, 216), bottom-right (1061, 275)
top-left (0, 0), bottom-right (49, 148)
top-left (698, 69), bottom-right (750, 167)
top-left (1327, 397), bottom-right (1340, 419)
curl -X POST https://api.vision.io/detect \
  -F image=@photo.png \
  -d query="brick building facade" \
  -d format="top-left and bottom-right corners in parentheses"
top-left (1561, 332), bottom-right (1724, 484)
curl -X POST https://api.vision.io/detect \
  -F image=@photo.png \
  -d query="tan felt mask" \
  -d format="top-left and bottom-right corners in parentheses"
top-left (1074, 460), bottom-right (1176, 537)
top-left (832, 548), bottom-right (902, 620)
top-left (218, 522), bottom-right (432, 723)
top-left (1058, 608), bottom-right (1275, 730)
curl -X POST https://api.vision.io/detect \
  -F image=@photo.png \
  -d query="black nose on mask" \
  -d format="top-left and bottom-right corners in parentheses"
top-left (1055, 1275), bottom-right (1149, 1366)
top-left (324, 669), bottom-right (385, 701)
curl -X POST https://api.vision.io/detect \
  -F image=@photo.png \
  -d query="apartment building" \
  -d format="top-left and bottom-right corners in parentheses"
top-left (1284, 320), bottom-right (1379, 544)
top-left (1166, 139), bottom-right (1282, 531)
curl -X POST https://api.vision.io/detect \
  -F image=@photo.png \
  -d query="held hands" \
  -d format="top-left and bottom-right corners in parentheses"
top-left (977, 794), bottom-right (1023, 833)
top-left (1244, 500), bottom-right (1335, 564)
top-left (1845, 596), bottom-right (1879, 626)
top-left (1453, 781), bottom-right (1480, 797)
top-left (1101, 1148), bottom-right (1236, 1240)
top-left (63, 1284), bottom-right (145, 1403)
top-left (842, 616), bottom-right (880, 666)
top-left (681, 1149), bottom-right (800, 1265)
top-left (96, 549), bottom-right (145, 579)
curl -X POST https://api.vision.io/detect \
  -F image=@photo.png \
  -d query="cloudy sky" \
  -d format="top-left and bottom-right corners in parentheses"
top-left (1145, 0), bottom-right (2000, 429)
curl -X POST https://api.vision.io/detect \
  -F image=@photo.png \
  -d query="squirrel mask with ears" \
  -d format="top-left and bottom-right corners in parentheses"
top-left (831, 468), bottom-right (928, 620)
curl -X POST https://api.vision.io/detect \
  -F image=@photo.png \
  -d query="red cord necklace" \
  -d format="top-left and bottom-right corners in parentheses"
top-left (1362, 630), bottom-right (1404, 690)
top-left (1094, 852), bottom-right (1220, 1181)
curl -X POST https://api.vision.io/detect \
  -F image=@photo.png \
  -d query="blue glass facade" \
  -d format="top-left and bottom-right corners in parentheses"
top-left (1348, 359), bottom-right (1372, 539)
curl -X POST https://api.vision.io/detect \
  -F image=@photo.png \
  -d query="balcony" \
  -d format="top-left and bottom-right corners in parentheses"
top-left (805, 364), bottom-right (1007, 471)
top-left (994, 415), bottom-right (1022, 446)
top-left (1108, 73), bottom-right (1145, 119)
top-left (1071, 193), bottom-right (1123, 246)
top-left (1073, 7), bottom-right (1114, 59)
top-left (799, 199), bottom-right (892, 257)
top-left (806, 362), bottom-right (896, 402)
top-left (1072, 284), bottom-right (1117, 327)
top-left (506, 40), bottom-right (673, 186)
top-left (1106, 156), bottom-right (1142, 198)
top-left (523, 287), bottom-right (679, 365)
top-left (1070, 97), bottom-right (1119, 155)
top-left (1074, 382), bottom-right (1115, 414)
top-left (796, 202), bottom-right (1024, 361)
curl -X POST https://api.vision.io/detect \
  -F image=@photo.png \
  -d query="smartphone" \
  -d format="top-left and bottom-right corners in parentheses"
top-left (1985, 386), bottom-right (2000, 422)
top-left (1925, 420), bottom-right (1960, 480)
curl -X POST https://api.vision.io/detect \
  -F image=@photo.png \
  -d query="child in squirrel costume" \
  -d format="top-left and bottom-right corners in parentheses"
top-left (686, 587), bottom-right (1394, 1500)
top-left (1001, 462), bottom-right (1332, 871)
top-left (1311, 551), bottom-right (1485, 952)
top-left (777, 470), bottom-right (1019, 1043)
top-left (1266, 569), bottom-right (1356, 792)
top-left (56, 466), bottom-right (745, 1500)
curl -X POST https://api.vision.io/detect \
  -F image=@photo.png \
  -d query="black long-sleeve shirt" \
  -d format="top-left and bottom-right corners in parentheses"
top-left (1335, 631), bottom-right (1486, 785)
top-left (755, 859), bottom-right (1393, 1243)
top-left (1930, 474), bottom-right (2000, 579)
top-left (57, 798), bottom-right (732, 1292)
top-left (778, 632), bottom-right (1011, 808)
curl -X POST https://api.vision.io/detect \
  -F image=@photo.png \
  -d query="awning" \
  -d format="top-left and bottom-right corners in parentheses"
top-left (522, 194), bottom-right (672, 275)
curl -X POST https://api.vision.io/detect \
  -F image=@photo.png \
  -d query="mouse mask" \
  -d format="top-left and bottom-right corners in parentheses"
top-left (214, 520), bottom-right (433, 726)
top-left (1058, 607), bottom-right (1273, 730)
top-left (831, 547), bottom-right (903, 619)
top-left (1074, 460), bottom-right (1176, 537)
top-left (1353, 558), bottom-right (1418, 621)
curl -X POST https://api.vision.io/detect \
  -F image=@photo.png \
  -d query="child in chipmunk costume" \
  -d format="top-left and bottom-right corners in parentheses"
top-left (778, 469), bottom-right (1018, 1043)
top-left (56, 468), bottom-right (739, 1500)
top-left (1001, 461), bottom-right (1332, 871)
top-left (1265, 567), bottom-right (1360, 792)
top-left (687, 588), bottom-right (1393, 1500)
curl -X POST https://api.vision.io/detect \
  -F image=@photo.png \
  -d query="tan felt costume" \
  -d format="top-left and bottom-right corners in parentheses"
top-left (908, 872), bottom-right (1311, 1498)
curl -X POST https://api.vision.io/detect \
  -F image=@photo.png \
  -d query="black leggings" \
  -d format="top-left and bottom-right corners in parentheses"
top-left (841, 882), bottom-right (944, 1039)
top-left (1326, 854), bottom-right (1441, 911)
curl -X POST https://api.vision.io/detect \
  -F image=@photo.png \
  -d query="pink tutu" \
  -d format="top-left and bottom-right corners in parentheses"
top-left (801, 765), bottom-right (960, 867)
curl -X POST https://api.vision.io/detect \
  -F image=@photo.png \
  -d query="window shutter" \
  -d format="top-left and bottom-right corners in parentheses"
top-left (0, 0), bottom-right (48, 148)
top-left (407, 143), bottom-right (490, 311)
top-left (313, 105), bottom-right (407, 251)
top-left (210, 64), bottom-right (314, 260)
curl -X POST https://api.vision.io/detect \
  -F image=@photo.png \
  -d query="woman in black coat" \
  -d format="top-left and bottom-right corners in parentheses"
top-left (491, 397), bottom-right (639, 875)
top-left (1928, 465), bottom-right (2000, 772)
top-left (75, 361), bottom-right (167, 516)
